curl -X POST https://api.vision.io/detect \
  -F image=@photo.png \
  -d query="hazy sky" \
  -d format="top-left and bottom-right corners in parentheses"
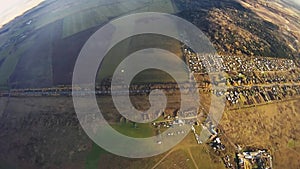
top-left (289, 0), bottom-right (300, 5)
top-left (0, 0), bottom-right (44, 28)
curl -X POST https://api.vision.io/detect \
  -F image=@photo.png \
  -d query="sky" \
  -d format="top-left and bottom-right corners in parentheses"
top-left (0, 0), bottom-right (44, 28)
top-left (289, 0), bottom-right (300, 5)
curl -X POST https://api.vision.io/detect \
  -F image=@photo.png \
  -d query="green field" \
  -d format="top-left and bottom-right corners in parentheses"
top-left (0, 0), bottom-right (181, 89)
top-left (85, 143), bottom-right (108, 169)
top-left (34, 0), bottom-right (178, 35)
top-left (96, 33), bottom-right (187, 84)
top-left (33, 0), bottom-right (127, 30)
top-left (62, 7), bottom-right (108, 38)
top-left (85, 122), bottom-right (155, 169)
top-left (62, 0), bottom-right (178, 38)
top-left (0, 40), bottom-right (33, 89)
top-left (147, 0), bottom-right (177, 13)
top-left (112, 122), bottom-right (155, 138)
top-left (0, 23), bottom-right (37, 89)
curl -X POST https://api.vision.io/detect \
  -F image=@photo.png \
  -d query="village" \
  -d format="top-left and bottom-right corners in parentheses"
top-left (1, 47), bottom-right (299, 169)
top-left (184, 47), bottom-right (300, 110)
top-left (151, 107), bottom-right (273, 169)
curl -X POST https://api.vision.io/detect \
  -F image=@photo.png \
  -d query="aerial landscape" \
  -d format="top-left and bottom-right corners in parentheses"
top-left (0, 0), bottom-right (299, 169)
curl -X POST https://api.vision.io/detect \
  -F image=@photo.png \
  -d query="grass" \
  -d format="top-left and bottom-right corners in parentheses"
top-left (85, 143), bottom-right (108, 169)
top-left (191, 146), bottom-right (226, 169)
top-left (61, 0), bottom-right (178, 38)
top-left (62, 8), bottom-right (108, 38)
top-left (158, 149), bottom-right (195, 169)
top-left (147, 0), bottom-right (178, 13)
top-left (96, 33), bottom-right (186, 84)
top-left (33, 0), bottom-right (114, 30)
top-left (0, 40), bottom-right (33, 89)
top-left (287, 139), bottom-right (300, 148)
top-left (85, 122), bottom-right (155, 169)
top-left (111, 122), bottom-right (155, 138)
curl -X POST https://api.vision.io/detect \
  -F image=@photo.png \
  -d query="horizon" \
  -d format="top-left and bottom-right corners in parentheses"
top-left (0, 0), bottom-right (44, 28)
top-left (0, 0), bottom-right (299, 29)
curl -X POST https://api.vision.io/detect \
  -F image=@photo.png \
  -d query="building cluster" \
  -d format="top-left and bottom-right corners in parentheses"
top-left (221, 55), bottom-right (296, 72)
top-left (222, 155), bottom-right (234, 169)
top-left (225, 84), bottom-right (300, 108)
top-left (152, 109), bottom-right (198, 128)
top-left (184, 48), bottom-right (296, 74)
top-left (0, 83), bottom-right (181, 97)
top-left (209, 135), bottom-right (226, 153)
top-left (0, 87), bottom-right (71, 97)
top-left (225, 69), bottom-right (300, 86)
top-left (191, 125), bottom-right (202, 144)
top-left (197, 118), bottom-right (236, 169)
top-left (151, 109), bottom-right (199, 145)
top-left (152, 119), bottom-right (174, 129)
top-left (236, 149), bottom-right (273, 169)
top-left (185, 48), bottom-right (224, 73)
top-left (184, 48), bottom-right (300, 108)
top-left (203, 119), bottom-right (226, 153)
top-left (199, 118), bottom-right (273, 169)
